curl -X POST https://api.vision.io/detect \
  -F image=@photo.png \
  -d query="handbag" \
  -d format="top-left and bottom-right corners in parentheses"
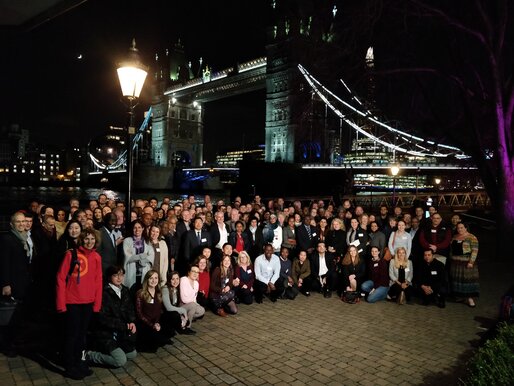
top-left (341, 291), bottom-right (360, 304)
top-left (0, 296), bottom-right (17, 327)
top-left (212, 289), bottom-right (235, 309)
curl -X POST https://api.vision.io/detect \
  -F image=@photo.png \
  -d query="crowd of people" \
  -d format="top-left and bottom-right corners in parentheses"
top-left (0, 193), bottom-right (480, 380)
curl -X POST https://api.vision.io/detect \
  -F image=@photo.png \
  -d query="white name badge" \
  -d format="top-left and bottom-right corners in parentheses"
top-left (156, 248), bottom-right (160, 252)
top-left (267, 266), bottom-right (272, 270)
top-left (457, 240), bottom-right (463, 243)
top-left (286, 269), bottom-right (289, 273)
top-left (431, 271), bottom-right (437, 275)
top-left (405, 268), bottom-right (410, 272)
top-left (373, 263), bottom-right (379, 267)
top-left (247, 269), bottom-right (252, 274)
top-left (312, 232), bottom-right (317, 236)
top-left (358, 233), bottom-right (364, 237)
top-left (431, 229), bottom-right (437, 233)
top-left (201, 238), bottom-right (207, 242)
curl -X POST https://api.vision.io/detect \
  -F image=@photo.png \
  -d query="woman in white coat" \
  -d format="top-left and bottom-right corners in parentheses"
top-left (123, 220), bottom-right (155, 294)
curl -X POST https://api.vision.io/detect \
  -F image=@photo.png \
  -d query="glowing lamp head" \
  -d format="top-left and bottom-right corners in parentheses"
top-left (117, 39), bottom-right (148, 99)
top-left (435, 178), bottom-right (441, 185)
top-left (390, 165), bottom-right (400, 176)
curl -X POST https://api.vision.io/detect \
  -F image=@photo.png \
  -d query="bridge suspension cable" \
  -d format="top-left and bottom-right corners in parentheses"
top-left (89, 106), bottom-right (153, 171)
top-left (298, 64), bottom-right (469, 159)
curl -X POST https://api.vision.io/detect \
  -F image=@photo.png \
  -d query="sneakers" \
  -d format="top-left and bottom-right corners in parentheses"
top-left (304, 291), bottom-right (310, 297)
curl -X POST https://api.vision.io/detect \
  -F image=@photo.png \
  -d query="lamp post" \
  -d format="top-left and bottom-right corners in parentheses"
top-left (369, 175), bottom-right (375, 210)
top-left (117, 39), bottom-right (148, 226)
top-left (390, 165), bottom-right (400, 208)
top-left (434, 177), bottom-right (441, 209)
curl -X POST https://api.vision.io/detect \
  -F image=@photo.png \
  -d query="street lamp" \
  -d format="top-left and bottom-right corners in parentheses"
top-left (369, 175), bottom-right (375, 210)
top-left (117, 39), bottom-right (148, 225)
top-left (434, 177), bottom-right (441, 209)
top-left (390, 165), bottom-right (400, 207)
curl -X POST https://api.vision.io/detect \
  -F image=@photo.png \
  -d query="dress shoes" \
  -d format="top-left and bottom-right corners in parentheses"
top-left (217, 308), bottom-right (228, 317)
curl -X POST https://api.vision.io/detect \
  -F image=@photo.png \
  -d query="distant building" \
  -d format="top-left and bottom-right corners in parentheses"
top-left (215, 148), bottom-right (265, 167)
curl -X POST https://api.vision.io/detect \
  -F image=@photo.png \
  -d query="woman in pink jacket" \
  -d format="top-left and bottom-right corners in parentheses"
top-left (56, 229), bottom-right (103, 380)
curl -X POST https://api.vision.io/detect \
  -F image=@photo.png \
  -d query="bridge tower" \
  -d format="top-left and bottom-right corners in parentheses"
top-left (151, 40), bottom-right (204, 169)
top-left (265, 0), bottom-right (340, 163)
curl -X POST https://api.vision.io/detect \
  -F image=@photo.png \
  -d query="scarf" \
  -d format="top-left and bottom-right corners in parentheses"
top-left (11, 227), bottom-right (29, 257)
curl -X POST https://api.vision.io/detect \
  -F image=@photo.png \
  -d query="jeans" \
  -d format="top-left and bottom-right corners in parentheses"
top-left (88, 348), bottom-right (136, 368)
top-left (361, 280), bottom-right (389, 303)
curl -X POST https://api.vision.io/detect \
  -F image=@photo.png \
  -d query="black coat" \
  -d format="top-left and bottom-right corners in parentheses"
top-left (97, 227), bottom-right (119, 275)
top-left (245, 226), bottom-right (265, 259)
top-left (0, 231), bottom-right (31, 299)
top-left (183, 229), bottom-right (211, 263)
top-left (90, 284), bottom-right (136, 353)
top-left (296, 224), bottom-right (317, 252)
top-left (228, 231), bottom-right (251, 252)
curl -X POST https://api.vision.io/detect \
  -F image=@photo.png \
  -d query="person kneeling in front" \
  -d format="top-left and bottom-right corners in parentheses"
top-left (87, 266), bottom-right (137, 368)
top-left (254, 244), bottom-right (283, 303)
top-left (417, 249), bottom-right (447, 308)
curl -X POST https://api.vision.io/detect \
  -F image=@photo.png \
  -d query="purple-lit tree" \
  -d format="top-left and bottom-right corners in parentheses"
top-left (345, 0), bottom-right (513, 241)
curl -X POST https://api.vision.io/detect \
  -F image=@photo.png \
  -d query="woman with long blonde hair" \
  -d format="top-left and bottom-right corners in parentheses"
top-left (388, 247), bottom-right (413, 302)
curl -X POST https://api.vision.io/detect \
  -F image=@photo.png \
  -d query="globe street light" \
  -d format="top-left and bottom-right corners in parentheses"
top-left (117, 39), bottom-right (148, 225)
top-left (391, 165), bottom-right (400, 207)
top-left (434, 177), bottom-right (441, 209)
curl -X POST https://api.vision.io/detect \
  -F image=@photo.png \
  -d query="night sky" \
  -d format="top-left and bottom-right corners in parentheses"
top-left (1, 0), bottom-right (268, 161)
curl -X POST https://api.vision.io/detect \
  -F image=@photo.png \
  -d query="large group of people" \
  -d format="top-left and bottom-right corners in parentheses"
top-left (0, 193), bottom-right (480, 380)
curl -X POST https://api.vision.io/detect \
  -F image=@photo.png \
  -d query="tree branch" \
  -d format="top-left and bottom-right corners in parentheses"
top-left (375, 67), bottom-right (475, 97)
top-left (409, 0), bottom-right (489, 48)
top-left (496, 0), bottom-right (508, 56)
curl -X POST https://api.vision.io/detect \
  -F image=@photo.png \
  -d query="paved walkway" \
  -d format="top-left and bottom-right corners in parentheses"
top-left (1, 231), bottom-right (511, 386)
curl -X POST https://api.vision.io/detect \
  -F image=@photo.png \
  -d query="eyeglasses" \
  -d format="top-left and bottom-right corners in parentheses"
top-left (191, 269), bottom-right (200, 273)
top-left (112, 273), bottom-right (125, 278)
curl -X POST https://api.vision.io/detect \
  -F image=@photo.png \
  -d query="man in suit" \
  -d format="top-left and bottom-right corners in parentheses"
top-left (183, 217), bottom-right (211, 267)
top-left (97, 213), bottom-right (123, 276)
top-left (296, 215), bottom-right (317, 256)
top-left (210, 211), bottom-right (230, 269)
top-left (310, 242), bottom-right (337, 298)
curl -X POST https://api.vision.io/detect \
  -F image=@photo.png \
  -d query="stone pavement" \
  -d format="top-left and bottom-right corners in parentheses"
top-left (1, 233), bottom-right (512, 386)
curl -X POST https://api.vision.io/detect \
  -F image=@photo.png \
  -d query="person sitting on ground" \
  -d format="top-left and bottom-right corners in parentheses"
top-left (162, 271), bottom-right (195, 335)
top-left (254, 244), bottom-right (283, 303)
top-left (361, 246), bottom-right (390, 303)
top-left (417, 249), bottom-right (447, 308)
top-left (311, 241), bottom-right (338, 298)
top-left (179, 265), bottom-right (206, 323)
top-left (209, 255), bottom-right (238, 316)
top-left (193, 255), bottom-right (210, 308)
top-left (388, 247), bottom-right (414, 303)
top-left (135, 270), bottom-right (173, 353)
top-left (291, 250), bottom-right (312, 296)
top-left (278, 247), bottom-right (296, 299)
top-left (340, 245), bottom-right (366, 297)
top-left (234, 250), bottom-right (255, 305)
top-left (87, 265), bottom-right (137, 368)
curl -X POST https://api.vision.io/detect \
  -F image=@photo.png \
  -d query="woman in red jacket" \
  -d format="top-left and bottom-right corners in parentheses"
top-left (56, 229), bottom-right (103, 380)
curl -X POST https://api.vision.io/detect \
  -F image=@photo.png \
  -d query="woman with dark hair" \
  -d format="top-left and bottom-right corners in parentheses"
top-left (123, 220), bottom-right (155, 295)
top-left (87, 265), bottom-right (137, 368)
top-left (316, 217), bottom-right (329, 244)
top-left (281, 216), bottom-right (297, 255)
top-left (56, 229), bottom-right (103, 380)
top-left (162, 271), bottom-right (195, 335)
top-left (179, 265), bottom-right (206, 323)
top-left (209, 255), bottom-right (238, 316)
top-left (135, 270), bottom-right (173, 353)
top-left (56, 220), bottom-right (83, 267)
top-left (193, 255), bottom-right (210, 308)
top-left (92, 208), bottom-right (104, 230)
top-left (228, 220), bottom-right (250, 253)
